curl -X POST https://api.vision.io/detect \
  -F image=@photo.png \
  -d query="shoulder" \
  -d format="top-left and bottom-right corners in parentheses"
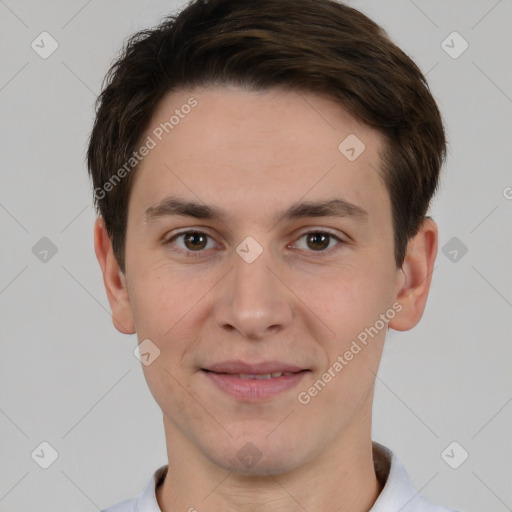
top-left (372, 442), bottom-right (461, 512)
top-left (101, 496), bottom-right (137, 512)
top-left (409, 494), bottom-right (461, 512)
top-left (100, 465), bottom-right (167, 512)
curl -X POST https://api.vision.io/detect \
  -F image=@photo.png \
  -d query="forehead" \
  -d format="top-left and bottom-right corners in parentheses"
top-left (129, 85), bottom-right (389, 225)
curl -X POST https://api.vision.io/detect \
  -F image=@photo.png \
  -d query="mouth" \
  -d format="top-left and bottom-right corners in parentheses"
top-left (206, 371), bottom-right (300, 380)
top-left (201, 361), bottom-right (310, 401)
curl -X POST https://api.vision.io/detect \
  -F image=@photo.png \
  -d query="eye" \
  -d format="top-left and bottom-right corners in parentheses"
top-left (165, 231), bottom-right (217, 255)
top-left (293, 231), bottom-right (343, 252)
top-left (164, 229), bottom-right (344, 258)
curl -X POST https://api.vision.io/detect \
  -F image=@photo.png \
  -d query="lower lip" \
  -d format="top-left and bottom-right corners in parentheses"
top-left (203, 370), bottom-right (309, 401)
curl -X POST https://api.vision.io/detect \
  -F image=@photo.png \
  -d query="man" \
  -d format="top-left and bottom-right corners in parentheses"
top-left (88, 0), bottom-right (458, 510)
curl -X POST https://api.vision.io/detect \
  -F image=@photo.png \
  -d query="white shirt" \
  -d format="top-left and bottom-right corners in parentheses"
top-left (101, 442), bottom-right (459, 512)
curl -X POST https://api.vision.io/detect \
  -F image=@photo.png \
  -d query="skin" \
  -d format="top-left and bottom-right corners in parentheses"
top-left (95, 85), bottom-right (437, 512)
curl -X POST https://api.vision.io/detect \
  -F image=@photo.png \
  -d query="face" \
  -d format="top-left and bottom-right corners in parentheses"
top-left (108, 85), bottom-right (411, 474)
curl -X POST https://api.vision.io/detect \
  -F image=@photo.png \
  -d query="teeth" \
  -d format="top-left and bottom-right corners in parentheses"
top-left (236, 372), bottom-right (294, 379)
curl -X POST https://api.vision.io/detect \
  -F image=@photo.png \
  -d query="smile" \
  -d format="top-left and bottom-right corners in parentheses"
top-left (231, 372), bottom-right (296, 379)
top-left (202, 364), bottom-right (310, 401)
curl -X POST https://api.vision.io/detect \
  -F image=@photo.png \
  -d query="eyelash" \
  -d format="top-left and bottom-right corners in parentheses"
top-left (163, 229), bottom-right (345, 258)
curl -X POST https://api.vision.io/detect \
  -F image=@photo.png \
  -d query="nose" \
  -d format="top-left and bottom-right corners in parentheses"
top-left (213, 246), bottom-right (294, 340)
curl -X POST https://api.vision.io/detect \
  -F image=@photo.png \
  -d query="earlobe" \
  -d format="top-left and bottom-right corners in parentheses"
top-left (388, 217), bottom-right (438, 332)
top-left (94, 217), bottom-right (136, 335)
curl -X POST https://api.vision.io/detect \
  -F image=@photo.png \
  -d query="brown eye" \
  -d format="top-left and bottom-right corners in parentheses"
top-left (306, 232), bottom-right (331, 251)
top-left (183, 232), bottom-right (208, 251)
top-left (166, 231), bottom-right (216, 255)
top-left (293, 231), bottom-right (343, 254)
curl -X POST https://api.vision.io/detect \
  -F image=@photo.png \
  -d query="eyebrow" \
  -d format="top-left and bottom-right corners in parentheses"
top-left (144, 196), bottom-right (368, 224)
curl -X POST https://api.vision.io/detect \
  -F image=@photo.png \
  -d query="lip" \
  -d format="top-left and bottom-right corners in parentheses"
top-left (205, 360), bottom-right (305, 374)
top-left (202, 360), bottom-right (310, 401)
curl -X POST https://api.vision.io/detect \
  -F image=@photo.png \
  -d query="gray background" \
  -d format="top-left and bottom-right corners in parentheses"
top-left (0, 1), bottom-right (511, 511)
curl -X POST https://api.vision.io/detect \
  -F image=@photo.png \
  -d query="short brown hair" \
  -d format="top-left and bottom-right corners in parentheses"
top-left (87, 0), bottom-right (446, 273)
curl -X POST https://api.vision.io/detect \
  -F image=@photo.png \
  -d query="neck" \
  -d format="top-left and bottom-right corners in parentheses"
top-left (156, 414), bottom-right (381, 512)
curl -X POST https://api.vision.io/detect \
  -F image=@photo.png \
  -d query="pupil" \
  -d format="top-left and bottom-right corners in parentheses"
top-left (185, 233), bottom-right (207, 250)
top-left (308, 233), bottom-right (329, 250)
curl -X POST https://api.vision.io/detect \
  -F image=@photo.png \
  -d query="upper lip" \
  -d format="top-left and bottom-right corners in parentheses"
top-left (203, 360), bottom-right (307, 374)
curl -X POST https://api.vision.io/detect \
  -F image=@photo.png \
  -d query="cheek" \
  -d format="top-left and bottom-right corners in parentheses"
top-left (307, 263), bottom-right (394, 335)
top-left (141, 354), bottom-right (211, 442)
top-left (133, 270), bottom-right (206, 414)
top-left (128, 262), bottom-right (208, 339)
top-left (299, 262), bottom-right (396, 397)
top-left (127, 264), bottom-right (219, 397)
top-left (299, 277), bottom-right (389, 414)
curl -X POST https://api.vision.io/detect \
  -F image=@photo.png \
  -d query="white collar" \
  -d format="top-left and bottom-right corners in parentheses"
top-left (102, 442), bottom-right (456, 512)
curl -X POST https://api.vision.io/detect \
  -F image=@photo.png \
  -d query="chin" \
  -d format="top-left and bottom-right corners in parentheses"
top-left (205, 434), bottom-right (309, 477)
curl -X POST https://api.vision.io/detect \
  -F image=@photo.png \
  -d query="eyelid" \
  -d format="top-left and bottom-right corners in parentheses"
top-left (294, 226), bottom-right (346, 240)
top-left (290, 228), bottom-right (346, 253)
top-left (163, 229), bottom-right (222, 257)
top-left (163, 227), bottom-right (216, 243)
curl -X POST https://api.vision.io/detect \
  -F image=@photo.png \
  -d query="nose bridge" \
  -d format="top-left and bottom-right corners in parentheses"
top-left (214, 241), bottom-right (293, 339)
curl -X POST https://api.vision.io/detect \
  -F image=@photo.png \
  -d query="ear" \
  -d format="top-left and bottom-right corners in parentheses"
top-left (388, 217), bottom-right (438, 331)
top-left (94, 217), bottom-right (135, 334)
